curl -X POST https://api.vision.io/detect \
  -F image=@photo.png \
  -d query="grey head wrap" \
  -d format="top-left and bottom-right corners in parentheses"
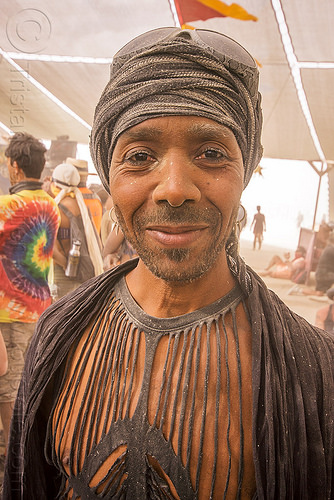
top-left (90, 28), bottom-right (263, 193)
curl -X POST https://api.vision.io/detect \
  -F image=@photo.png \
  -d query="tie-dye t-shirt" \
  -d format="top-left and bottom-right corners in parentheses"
top-left (0, 187), bottom-right (60, 323)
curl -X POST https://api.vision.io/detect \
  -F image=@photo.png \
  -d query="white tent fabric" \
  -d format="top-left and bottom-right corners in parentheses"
top-left (0, 0), bottom-right (333, 165)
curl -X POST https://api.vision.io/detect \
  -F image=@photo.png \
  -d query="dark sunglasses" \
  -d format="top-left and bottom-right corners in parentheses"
top-left (112, 27), bottom-right (257, 74)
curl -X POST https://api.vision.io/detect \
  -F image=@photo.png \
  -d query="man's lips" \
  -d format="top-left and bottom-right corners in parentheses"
top-left (146, 225), bottom-right (208, 247)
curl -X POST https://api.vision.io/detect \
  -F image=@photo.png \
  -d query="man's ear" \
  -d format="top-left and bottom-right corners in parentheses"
top-left (12, 161), bottom-right (25, 180)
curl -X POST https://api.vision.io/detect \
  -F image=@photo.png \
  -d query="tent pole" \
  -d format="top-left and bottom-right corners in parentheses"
top-left (311, 161), bottom-right (324, 231)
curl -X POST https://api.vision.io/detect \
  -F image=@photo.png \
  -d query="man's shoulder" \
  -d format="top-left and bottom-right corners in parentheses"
top-left (0, 189), bottom-right (59, 227)
top-left (0, 187), bottom-right (55, 201)
top-left (22, 188), bottom-right (59, 207)
top-left (37, 190), bottom-right (61, 209)
top-left (34, 263), bottom-right (137, 349)
top-left (0, 192), bottom-right (13, 204)
top-left (0, 191), bottom-right (25, 212)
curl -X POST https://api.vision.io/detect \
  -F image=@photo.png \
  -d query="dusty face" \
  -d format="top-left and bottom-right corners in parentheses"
top-left (110, 116), bottom-right (244, 283)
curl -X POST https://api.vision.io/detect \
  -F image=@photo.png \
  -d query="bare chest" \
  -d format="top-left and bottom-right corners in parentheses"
top-left (52, 300), bottom-right (255, 499)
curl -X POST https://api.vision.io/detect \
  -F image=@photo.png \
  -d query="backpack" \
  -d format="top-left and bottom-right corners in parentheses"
top-left (58, 203), bottom-right (95, 282)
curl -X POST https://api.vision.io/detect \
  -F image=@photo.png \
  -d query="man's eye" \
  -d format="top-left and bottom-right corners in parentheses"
top-left (197, 148), bottom-right (226, 161)
top-left (203, 148), bottom-right (223, 158)
top-left (125, 151), bottom-right (153, 164)
top-left (134, 152), bottom-right (149, 161)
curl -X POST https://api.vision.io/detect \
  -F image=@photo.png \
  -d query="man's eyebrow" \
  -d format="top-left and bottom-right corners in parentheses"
top-left (186, 122), bottom-right (230, 139)
top-left (121, 127), bottom-right (163, 141)
top-left (121, 121), bottom-right (231, 141)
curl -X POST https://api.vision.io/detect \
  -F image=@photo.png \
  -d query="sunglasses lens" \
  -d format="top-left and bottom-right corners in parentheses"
top-left (113, 27), bottom-right (256, 71)
top-left (196, 30), bottom-right (256, 68)
top-left (114, 27), bottom-right (178, 59)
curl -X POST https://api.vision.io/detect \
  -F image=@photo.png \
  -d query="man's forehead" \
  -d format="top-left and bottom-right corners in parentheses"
top-left (119, 116), bottom-right (234, 141)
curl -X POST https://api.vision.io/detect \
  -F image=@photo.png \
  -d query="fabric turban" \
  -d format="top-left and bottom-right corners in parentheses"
top-left (90, 28), bottom-right (263, 192)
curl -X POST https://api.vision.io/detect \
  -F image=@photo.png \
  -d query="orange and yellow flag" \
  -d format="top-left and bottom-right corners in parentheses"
top-left (173, 0), bottom-right (257, 27)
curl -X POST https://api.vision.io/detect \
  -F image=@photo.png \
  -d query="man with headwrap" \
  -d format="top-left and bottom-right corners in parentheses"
top-left (3, 28), bottom-right (333, 499)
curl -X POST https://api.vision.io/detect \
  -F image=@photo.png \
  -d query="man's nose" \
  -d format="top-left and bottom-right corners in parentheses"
top-left (152, 156), bottom-right (201, 207)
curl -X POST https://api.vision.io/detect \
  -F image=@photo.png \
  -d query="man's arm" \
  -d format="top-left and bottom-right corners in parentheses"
top-left (250, 215), bottom-right (256, 229)
top-left (52, 240), bottom-right (67, 269)
top-left (0, 330), bottom-right (8, 376)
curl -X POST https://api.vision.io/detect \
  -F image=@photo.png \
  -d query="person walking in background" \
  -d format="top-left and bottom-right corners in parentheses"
top-left (0, 132), bottom-right (60, 451)
top-left (51, 163), bottom-right (103, 299)
top-left (65, 157), bottom-right (103, 235)
top-left (250, 204), bottom-right (266, 250)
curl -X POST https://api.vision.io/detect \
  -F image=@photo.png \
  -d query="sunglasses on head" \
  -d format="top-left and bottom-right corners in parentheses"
top-left (112, 27), bottom-right (257, 73)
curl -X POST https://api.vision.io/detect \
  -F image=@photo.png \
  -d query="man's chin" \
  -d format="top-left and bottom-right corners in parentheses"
top-left (139, 248), bottom-right (221, 284)
top-left (145, 263), bottom-right (207, 284)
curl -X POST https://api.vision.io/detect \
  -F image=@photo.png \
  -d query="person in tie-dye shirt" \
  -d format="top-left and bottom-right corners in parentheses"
top-left (0, 132), bottom-right (60, 450)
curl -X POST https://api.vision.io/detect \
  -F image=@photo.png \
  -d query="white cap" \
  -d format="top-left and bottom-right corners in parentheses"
top-left (52, 163), bottom-right (80, 188)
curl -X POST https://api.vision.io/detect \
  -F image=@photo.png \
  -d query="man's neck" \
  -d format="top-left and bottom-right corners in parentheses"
top-left (125, 253), bottom-right (236, 318)
top-left (11, 176), bottom-right (40, 185)
top-left (9, 179), bottom-right (42, 194)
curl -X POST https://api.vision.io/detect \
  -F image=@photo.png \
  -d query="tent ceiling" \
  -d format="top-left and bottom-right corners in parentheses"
top-left (0, 0), bottom-right (333, 164)
top-left (24, 60), bottom-right (110, 129)
top-left (0, 55), bottom-right (92, 144)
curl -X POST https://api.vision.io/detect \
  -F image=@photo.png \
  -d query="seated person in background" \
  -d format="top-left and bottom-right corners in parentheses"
top-left (315, 287), bottom-right (334, 333)
top-left (260, 246), bottom-right (306, 281)
top-left (303, 232), bottom-right (334, 296)
top-left (264, 250), bottom-right (291, 272)
top-left (314, 232), bottom-right (334, 294)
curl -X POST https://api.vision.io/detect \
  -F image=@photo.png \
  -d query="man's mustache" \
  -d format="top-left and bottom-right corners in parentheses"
top-left (134, 204), bottom-right (221, 226)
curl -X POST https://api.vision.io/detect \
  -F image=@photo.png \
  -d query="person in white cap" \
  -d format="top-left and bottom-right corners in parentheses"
top-left (66, 157), bottom-right (103, 235)
top-left (51, 163), bottom-right (103, 298)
